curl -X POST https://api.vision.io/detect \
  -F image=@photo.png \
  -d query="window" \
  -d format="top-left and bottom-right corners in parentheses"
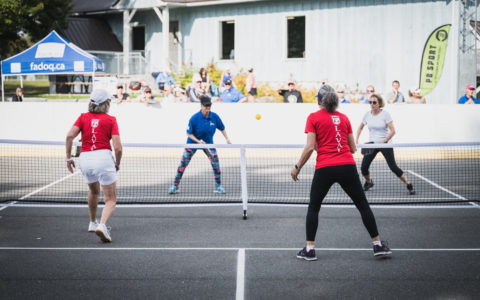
top-left (287, 16), bottom-right (305, 58)
top-left (132, 26), bottom-right (145, 51)
top-left (221, 20), bottom-right (235, 60)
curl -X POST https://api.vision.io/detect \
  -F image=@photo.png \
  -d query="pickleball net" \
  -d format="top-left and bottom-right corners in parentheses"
top-left (1, 140), bottom-right (479, 211)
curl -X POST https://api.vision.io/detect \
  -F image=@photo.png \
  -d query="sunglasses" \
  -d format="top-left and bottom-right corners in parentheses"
top-left (367, 90), bottom-right (374, 93)
top-left (338, 91), bottom-right (344, 93)
top-left (145, 91), bottom-right (152, 94)
top-left (370, 101), bottom-right (378, 104)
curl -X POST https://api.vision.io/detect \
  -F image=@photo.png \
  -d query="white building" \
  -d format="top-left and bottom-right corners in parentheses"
top-left (70, 0), bottom-right (479, 103)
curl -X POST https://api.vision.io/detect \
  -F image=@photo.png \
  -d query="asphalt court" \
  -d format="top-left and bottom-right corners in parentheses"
top-left (1, 205), bottom-right (479, 299)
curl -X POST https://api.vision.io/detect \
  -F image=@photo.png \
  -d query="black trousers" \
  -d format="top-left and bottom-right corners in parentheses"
top-left (361, 148), bottom-right (403, 177)
top-left (306, 164), bottom-right (379, 241)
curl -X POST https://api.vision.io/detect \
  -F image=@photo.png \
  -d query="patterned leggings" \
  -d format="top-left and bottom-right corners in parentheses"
top-left (173, 148), bottom-right (221, 187)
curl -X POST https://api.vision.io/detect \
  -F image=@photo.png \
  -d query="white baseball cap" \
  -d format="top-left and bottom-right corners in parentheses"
top-left (90, 89), bottom-right (110, 105)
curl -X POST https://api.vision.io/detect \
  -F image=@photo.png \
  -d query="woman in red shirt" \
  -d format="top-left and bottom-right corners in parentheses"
top-left (65, 89), bottom-right (122, 243)
top-left (291, 85), bottom-right (391, 261)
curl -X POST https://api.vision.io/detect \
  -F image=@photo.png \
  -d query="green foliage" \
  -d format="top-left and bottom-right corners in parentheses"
top-left (0, 0), bottom-right (72, 61)
top-left (171, 63), bottom-right (196, 88)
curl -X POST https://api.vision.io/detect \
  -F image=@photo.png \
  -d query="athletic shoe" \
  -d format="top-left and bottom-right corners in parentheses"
top-left (363, 181), bottom-right (374, 191)
top-left (407, 184), bottom-right (416, 195)
top-left (95, 223), bottom-right (112, 243)
top-left (168, 185), bottom-right (178, 194)
top-left (214, 186), bottom-right (226, 194)
top-left (373, 241), bottom-right (392, 257)
top-left (296, 247), bottom-right (317, 261)
top-left (88, 220), bottom-right (99, 232)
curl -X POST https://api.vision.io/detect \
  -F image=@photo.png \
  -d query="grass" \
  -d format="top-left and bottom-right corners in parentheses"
top-left (3, 80), bottom-right (89, 100)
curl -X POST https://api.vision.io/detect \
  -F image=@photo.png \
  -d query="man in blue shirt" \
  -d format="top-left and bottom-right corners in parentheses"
top-left (458, 85), bottom-right (480, 104)
top-left (169, 95), bottom-right (231, 194)
top-left (220, 79), bottom-right (246, 103)
top-left (155, 70), bottom-right (175, 91)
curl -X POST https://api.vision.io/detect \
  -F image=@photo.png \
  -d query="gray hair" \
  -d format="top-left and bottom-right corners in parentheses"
top-left (88, 100), bottom-right (111, 114)
top-left (320, 93), bottom-right (339, 113)
top-left (317, 84), bottom-right (338, 113)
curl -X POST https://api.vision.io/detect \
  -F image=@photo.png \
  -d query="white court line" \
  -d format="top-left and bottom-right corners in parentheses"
top-left (407, 170), bottom-right (478, 207)
top-left (1, 203), bottom-right (479, 209)
top-left (236, 248), bottom-right (245, 300)
top-left (18, 171), bottom-right (81, 200)
top-left (1, 247), bottom-right (480, 251)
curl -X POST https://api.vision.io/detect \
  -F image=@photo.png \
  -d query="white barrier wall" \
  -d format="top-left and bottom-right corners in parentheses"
top-left (0, 102), bottom-right (479, 144)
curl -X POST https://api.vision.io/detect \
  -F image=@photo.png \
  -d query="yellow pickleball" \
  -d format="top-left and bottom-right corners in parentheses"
top-left (255, 114), bottom-right (261, 120)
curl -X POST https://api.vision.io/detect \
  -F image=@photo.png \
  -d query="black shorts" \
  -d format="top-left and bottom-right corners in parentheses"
top-left (248, 88), bottom-right (257, 96)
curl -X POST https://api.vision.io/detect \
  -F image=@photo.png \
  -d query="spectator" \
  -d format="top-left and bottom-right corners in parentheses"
top-left (210, 80), bottom-right (220, 97)
top-left (155, 70), bottom-right (175, 91)
top-left (199, 67), bottom-right (211, 93)
top-left (174, 86), bottom-right (188, 103)
top-left (386, 80), bottom-right (405, 104)
top-left (458, 85), bottom-right (480, 104)
top-left (201, 81), bottom-right (212, 97)
top-left (112, 85), bottom-right (130, 103)
top-left (220, 68), bottom-right (235, 92)
top-left (278, 80), bottom-right (303, 103)
top-left (11, 87), bottom-right (24, 102)
top-left (336, 87), bottom-right (350, 103)
top-left (137, 87), bottom-right (159, 105)
top-left (407, 88), bottom-right (426, 104)
top-left (163, 84), bottom-right (176, 104)
top-left (220, 79), bottom-right (246, 103)
top-left (245, 67), bottom-right (257, 103)
top-left (359, 85), bottom-right (375, 104)
top-left (188, 74), bottom-right (206, 103)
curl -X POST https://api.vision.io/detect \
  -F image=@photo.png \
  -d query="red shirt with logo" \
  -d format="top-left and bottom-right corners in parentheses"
top-left (73, 112), bottom-right (119, 152)
top-left (305, 109), bottom-right (355, 169)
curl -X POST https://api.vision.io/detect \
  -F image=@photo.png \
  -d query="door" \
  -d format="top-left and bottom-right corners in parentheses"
top-left (169, 21), bottom-right (180, 71)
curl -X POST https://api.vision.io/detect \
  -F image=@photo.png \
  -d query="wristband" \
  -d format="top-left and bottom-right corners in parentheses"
top-left (66, 158), bottom-right (74, 162)
top-left (295, 164), bottom-right (300, 170)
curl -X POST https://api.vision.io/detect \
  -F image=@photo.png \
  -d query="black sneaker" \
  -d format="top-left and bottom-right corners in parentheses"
top-left (373, 241), bottom-right (392, 257)
top-left (363, 181), bottom-right (374, 191)
top-left (407, 184), bottom-right (416, 195)
top-left (296, 247), bottom-right (317, 261)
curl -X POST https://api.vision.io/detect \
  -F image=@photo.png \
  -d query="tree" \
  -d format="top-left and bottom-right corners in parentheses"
top-left (0, 0), bottom-right (73, 61)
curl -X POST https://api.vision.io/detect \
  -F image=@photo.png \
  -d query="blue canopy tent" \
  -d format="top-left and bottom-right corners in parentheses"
top-left (1, 30), bottom-right (105, 101)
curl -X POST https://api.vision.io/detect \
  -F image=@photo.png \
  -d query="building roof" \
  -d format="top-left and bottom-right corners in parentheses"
top-left (71, 0), bottom-right (119, 14)
top-left (62, 17), bottom-right (122, 51)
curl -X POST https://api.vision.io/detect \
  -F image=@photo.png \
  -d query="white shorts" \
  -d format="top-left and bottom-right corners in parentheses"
top-left (79, 149), bottom-right (117, 186)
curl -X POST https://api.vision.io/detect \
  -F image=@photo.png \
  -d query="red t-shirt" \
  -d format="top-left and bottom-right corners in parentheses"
top-left (73, 112), bottom-right (119, 152)
top-left (305, 109), bottom-right (355, 169)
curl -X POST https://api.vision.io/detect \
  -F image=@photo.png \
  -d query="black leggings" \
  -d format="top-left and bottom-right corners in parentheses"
top-left (306, 165), bottom-right (379, 241)
top-left (361, 148), bottom-right (404, 177)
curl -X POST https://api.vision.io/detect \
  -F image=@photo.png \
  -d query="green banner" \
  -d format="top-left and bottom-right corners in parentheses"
top-left (419, 24), bottom-right (451, 96)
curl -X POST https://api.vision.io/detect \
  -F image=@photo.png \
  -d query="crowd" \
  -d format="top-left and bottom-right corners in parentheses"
top-left (9, 67), bottom-right (479, 105)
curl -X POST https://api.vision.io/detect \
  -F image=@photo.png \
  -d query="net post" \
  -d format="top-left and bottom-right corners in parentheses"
top-left (240, 145), bottom-right (248, 219)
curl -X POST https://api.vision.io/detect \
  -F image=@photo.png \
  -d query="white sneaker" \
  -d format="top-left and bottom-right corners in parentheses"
top-left (95, 223), bottom-right (112, 243)
top-left (88, 220), bottom-right (99, 232)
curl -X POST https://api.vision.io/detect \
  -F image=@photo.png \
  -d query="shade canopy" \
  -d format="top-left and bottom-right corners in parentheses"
top-left (1, 30), bottom-right (104, 75)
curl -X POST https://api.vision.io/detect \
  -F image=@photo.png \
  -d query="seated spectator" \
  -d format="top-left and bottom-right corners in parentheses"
top-left (210, 80), bottom-right (220, 97)
top-left (11, 87), bottom-right (24, 102)
top-left (359, 85), bottom-right (375, 104)
top-left (386, 80), bottom-right (405, 104)
top-left (188, 74), bottom-right (206, 102)
top-left (199, 68), bottom-right (211, 93)
top-left (201, 81), bottom-right (212, 97)
top-left (458, 85), bottom-right (480, 104)
top-left (220, 79), bottom-right (246, 103)
top-left (163, 84), bottom-right (176, 103)
top-left (337, 89), bottom-right (350, 103)
top-left (407, 88), bottom-right (426, 104)
top-left (112, 85), bottom-right (130, 103)
top-left (136, 87), bottom-right (159, 105)
top-left (278, 80), bottom-right (303, 103)
top-left (174, 86), bottom-right (188, 102)
top-left (155, 70), bottom-right (175, 91)
top-left (220, 68), bottom-right (235, 92)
